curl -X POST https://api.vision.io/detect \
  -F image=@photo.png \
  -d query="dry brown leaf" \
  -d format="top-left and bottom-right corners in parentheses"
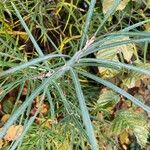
top-left (22, 87), bottom-right (28, 96)
top-left (40, 103), bottom-right (48, 114)
top-left (4, 125), bottom-right (23, 141)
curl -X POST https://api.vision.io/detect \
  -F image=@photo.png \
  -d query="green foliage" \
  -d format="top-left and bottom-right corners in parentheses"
top-left (122, 60), bottom-right (150, 88)
top-left (96, 36), bottom-right (137, 78)
top-left (112, 110), bottom-right (149, 147)
top-left (0, 0), bottom-right (150, 149)
top-left (19, 123), bottom-right (84, 150)
top-left (97, 89), bottom-right (120, 110)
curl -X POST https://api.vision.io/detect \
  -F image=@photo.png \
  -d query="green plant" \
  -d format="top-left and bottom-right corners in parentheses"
top-left (0, 0), bottom-right (150, 149)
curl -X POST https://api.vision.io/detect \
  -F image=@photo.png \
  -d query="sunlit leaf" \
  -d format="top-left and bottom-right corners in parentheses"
top-left (97, 89), bottom-right (120, 109)
top-left (133, 125), bottom-right (149, 148)
top-left (122, 61), bottom-right (150, 88)
top-left (1, 114), bottom-right (10, 123)
top-left (122, 77), bottom-right (137, 88)
top-left (96, 36), bottom-right (136, 78)
top-left (144, 0), bottom-right (150, 8)
top-left (112, 110), bottom-right (148, 147)
top-left (102, 0), bottom-right (130, 14)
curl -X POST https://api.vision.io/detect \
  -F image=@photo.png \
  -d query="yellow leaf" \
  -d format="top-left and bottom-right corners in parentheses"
top-left (4, 125), bottom-right (23, 141)
top-left (147, 0), bottom-right (150, 6)
top-left (0, 139), bottom-right (4, 149)
top-left (96, 36), bottom-right (136, 78)
top-left (97, 36), bottom-right (135, 62)
top-left (119, 130), bottom-right (130, 145)
top-left (59, 35), bottom-right (80, 52)
top-left (38, 118), bottom-right (58, 128)
top-left (102, 0), bottom-right (114, 14)
top-left (40, 103), bottom-right (48, 114)
top-left (144, 23), bottom-right (150, 31)
top-left (1, 114), bottom-right (10, 123)
top-left (102, 0), bottom-right (130, 14)
top-left (0, 88), bottom-right (4, 96)
top-left (117, 0), bottom-right (130, 11)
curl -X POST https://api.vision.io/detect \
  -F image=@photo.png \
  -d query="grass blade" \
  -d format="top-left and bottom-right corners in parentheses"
top-left (46, 91), bottom-right (55, 122)
top-left (70, 68), bottom-right (98, 150)
top-left (52, 81), bottom-right (72, 114)
top-left (78, 71), bottom-right (150, 113)
top-left (79, 58), bottom-right (150, 75)
top-left (95, 0), bottom-right (122, 35)
top-left (11, 2), bottom-right (44, 56)
top-left (106, 31), bottom-right (150, 37)
top-left (10, 87), bottom-right (48, 150)
top-left (121, 19), bottom-right (150, 32)
top-left (0, 79), bottom-right (47, 138)
top-left (83, 38), bottom-right (150, 57)
top-left (79, 0), bottom-right (96, 50)
top-left (10, 109), bottom-right (39, 150)
top-left (0, 54), bottom-right (68, 77)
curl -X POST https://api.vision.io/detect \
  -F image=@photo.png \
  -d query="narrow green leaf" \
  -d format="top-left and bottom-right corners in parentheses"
top-left (78, 71), bottom-right (150, 113)
top-left (83, 38), bottom-right (150, 57)
top-left (121, 19), bottom-right (150, 32)
top-left (95, 0), bottom-right (122, 35)
top-left (0, 54), bottom-right (68, 77)
top-left (0, 79), bottom-right (47, 138)
top-left (79, 0), bottom-right (96, 50)
top-left (11, 2), bottom-right (44, 56)
top-left (52, 81), bottom-right (72, 114)
top-left (46, 91), bottom-right (55, 122)
top-left (108, 31), bottom-right (150, 37)
top-left (79, 58), bottom-right (150, 75)
top-left (70, 68), bottom-right (98, 150)
top-left (0, 67), bottom-right (66, 138)
top-left (10, 87), bottom-right (48, 150)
